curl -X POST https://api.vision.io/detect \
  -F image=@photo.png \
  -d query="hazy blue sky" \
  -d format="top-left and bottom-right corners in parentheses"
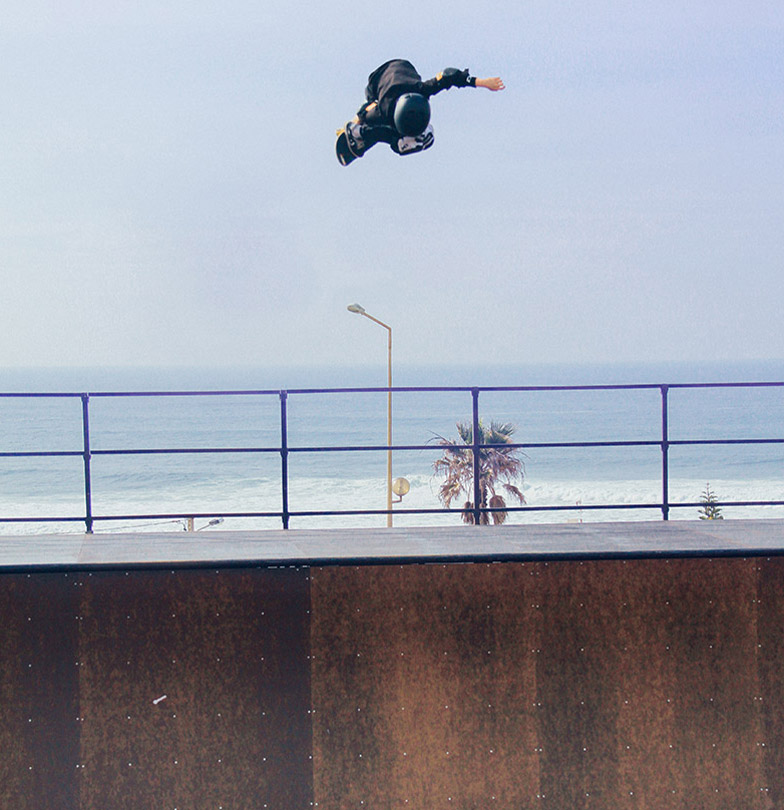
top-left (3, 0), bottom-right (782, 371)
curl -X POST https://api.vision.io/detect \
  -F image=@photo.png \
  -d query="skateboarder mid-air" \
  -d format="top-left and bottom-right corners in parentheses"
top-left (336, 59), bottom-right (504, 166)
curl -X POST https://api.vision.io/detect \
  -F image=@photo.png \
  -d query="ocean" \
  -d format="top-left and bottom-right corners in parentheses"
top-left (1, 360), bottom-right (783, 533)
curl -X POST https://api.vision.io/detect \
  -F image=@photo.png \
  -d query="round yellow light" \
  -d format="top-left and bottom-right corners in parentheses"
top-left (392, 477), bottom-right (411, 497)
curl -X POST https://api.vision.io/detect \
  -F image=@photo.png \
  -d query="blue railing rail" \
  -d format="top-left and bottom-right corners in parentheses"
top-left (0, 381), bottom-right (783, 532)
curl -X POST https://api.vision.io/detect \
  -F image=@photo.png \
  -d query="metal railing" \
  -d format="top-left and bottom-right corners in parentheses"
top-left (1, 381), bottom-right (783, 532)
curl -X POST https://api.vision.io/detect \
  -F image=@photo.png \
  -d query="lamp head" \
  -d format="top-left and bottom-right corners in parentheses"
top-left (347, 303), bottom-right (366, 314)
top-left (392, 477), bottom-right (411, 498)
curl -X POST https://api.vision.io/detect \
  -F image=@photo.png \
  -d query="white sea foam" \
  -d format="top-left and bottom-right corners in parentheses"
top-left (1, 472), bottom-right (781, 534)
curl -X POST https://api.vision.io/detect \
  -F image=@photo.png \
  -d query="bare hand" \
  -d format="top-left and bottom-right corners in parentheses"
top-left (476, 76), bottom-right (505, 91)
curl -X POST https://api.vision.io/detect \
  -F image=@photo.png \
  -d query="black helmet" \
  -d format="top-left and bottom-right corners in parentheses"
top-left (393, 93), bottom-right (431, 136)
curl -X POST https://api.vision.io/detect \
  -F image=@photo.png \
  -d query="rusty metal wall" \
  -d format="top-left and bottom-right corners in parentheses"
top-left (0, 566), bottom-right (312, 810)
top-left (2, 557), bottom-right (783, 809)
top-left (310, 558), bottom-right (784, 810)
top-left (0, 572), bottom-right (80, 809)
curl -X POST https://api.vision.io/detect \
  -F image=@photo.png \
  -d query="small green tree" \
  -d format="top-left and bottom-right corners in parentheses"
top-left (698, 482), bottom-right (724, 520)
top-left (433, 420), bottom-right (525, 524)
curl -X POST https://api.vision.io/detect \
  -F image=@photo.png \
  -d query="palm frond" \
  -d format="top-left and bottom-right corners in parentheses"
top-left (502, 483), bottom-right (526, 505)
top-left (488, 494), bottom-right (508, 525)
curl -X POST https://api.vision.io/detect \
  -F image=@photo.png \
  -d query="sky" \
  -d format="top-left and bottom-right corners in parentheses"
top-left (2, 0), bottom-right (783, 373)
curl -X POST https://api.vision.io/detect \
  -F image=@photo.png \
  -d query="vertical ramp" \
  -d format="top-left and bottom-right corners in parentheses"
top-left (2, 550), bottom-right (784, 809)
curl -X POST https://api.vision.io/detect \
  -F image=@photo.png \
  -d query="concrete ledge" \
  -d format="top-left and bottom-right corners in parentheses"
top-left (1, 518), bottom-right (783, 572)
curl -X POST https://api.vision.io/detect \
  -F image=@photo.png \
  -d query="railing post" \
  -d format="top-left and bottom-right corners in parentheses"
top-left (660, 385), bottom-right (670, 521)
top-left (81, 394), bottom-right (94, 534)
top-left (280, 391), bottom-right (290, 530)
top-left (471, 388), bottom-right (482, 525)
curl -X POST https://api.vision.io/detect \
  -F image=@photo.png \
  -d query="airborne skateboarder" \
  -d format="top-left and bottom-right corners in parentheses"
top-left (336, 59), bottom-right (504, 166)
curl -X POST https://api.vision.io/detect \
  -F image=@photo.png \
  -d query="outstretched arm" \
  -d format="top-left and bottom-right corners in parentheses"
top-left (422, 69), bottom-right (505, 95)
top-left (475, 76), bottom-right (505, 91)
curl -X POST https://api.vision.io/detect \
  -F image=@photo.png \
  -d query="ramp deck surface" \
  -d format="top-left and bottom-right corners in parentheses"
top-left (1, 519), bottom-right (783, 571)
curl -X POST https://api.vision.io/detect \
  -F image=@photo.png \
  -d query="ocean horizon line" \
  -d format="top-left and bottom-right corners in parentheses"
top-left (1, 357), bottom-right (784, 394)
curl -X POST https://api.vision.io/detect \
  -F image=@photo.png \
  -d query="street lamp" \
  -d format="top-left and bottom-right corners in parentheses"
top-left (347, 303), bottom-right (393, 527)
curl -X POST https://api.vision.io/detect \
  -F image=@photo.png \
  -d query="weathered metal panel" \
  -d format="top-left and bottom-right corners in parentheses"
top-left (756, 557), bottom-right (784, 809)
top-left (75, 566), bottom-right (313, 810)
top-left (310, 562), bottom-right (548, 808)
top-left (0, 572), bottom-right (80, 810)
top-left (311, 564), bottom-right (529, 807)
top-left (0, 566), bottom-right (312, 810)
top-left (586, 557), bottom-right (762, 810)
top-left (310, 558), bottom-right (783, 810)
top-left (532, 557), bottom-right (763, 809)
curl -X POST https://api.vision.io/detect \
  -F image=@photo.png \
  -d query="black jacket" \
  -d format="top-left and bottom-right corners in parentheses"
top-left (360, 59), bottom-right (475, 123)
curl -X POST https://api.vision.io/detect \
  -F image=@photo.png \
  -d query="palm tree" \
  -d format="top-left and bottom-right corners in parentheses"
top-left (433, 420), bottom-right (525, 524)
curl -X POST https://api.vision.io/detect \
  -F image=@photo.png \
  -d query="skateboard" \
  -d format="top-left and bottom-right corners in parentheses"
top-left (336, 125), bottom-right (362, 166)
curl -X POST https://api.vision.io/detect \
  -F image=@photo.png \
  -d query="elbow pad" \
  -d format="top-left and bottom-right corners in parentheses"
top-left (436, 67), bottom-right (472, 89)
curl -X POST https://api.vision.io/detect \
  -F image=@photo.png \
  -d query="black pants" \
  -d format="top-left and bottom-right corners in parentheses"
top-left (358, 104), bottom-right (400, 151)
top-left (360, 124), bottom-right (399, 151)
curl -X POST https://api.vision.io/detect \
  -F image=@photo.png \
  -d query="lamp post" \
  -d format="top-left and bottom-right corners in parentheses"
top-left (347, 303), bottom-right (393, 527)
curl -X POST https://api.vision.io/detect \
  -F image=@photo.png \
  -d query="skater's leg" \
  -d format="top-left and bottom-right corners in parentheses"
top-left (345, 121), bottom-right (398, 154)
top-left (364, 124), bottom-right (399, 148)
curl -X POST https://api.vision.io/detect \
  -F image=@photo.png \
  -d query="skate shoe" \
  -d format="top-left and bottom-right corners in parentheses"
top-left (396, 124), bottom-right (434, 155)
